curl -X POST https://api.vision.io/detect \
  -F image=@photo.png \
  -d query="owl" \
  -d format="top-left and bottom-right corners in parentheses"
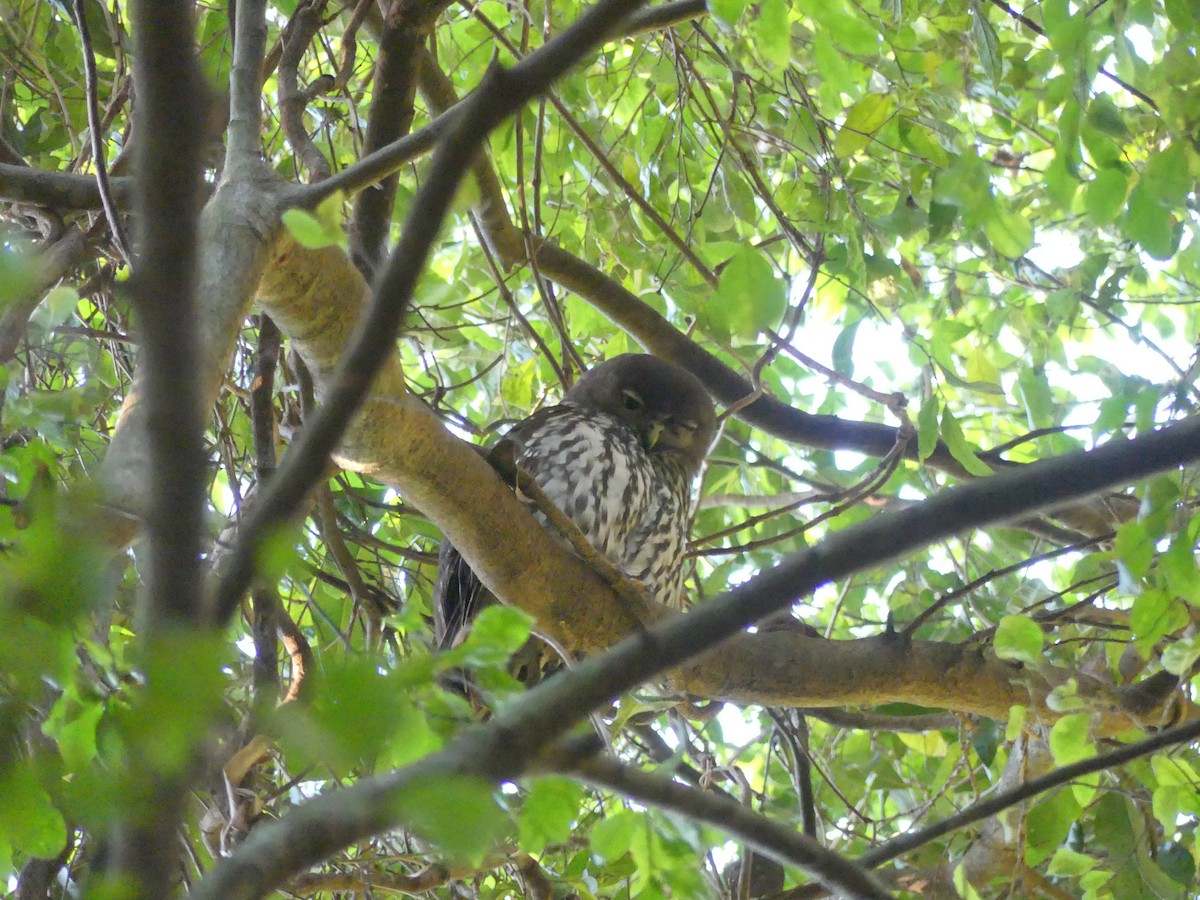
top-left (433, 354), bottom-right (717, 650)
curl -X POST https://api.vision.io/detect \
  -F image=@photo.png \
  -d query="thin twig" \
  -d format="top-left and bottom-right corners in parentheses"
top-left (72, 0), bottom-right (131, 263)
top-left (859, 715), bottom-right (1200, 868)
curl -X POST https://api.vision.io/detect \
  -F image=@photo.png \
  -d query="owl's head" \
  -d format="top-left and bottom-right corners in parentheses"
top-left (566, 354), bottom-right (716, 473)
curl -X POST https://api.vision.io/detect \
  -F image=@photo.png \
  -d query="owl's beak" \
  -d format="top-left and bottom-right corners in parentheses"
top-left (644, 421), bottom-right (664, 450)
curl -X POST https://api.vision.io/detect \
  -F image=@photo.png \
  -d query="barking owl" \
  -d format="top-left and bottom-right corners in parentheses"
top-left (433, 353), bottom-right (717, 650)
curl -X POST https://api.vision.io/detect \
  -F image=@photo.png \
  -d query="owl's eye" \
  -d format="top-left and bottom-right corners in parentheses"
top-left (621, 389), bottom-right (644, 411)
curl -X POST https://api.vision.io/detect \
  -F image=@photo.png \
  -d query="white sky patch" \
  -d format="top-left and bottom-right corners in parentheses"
top-left (1125, 24), bottom-right (1157, 63)
top-left (717, 703), bottom-right (763, 747)
top-left (1026, 230), bottom-right (1085, 272)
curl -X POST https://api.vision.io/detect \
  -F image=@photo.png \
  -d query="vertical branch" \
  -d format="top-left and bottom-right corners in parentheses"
top-left (350, 0), bottom-right (453, 269)
top-left (250, 316), bottom-right (283, 709)
top-left (72, 0), bottom-right (130, 262)
top-left (278, 1), bottom-right (334, 182)
top-left (102, 3), bottom-right (206, 897)
top-left (129, 1), bottom-right (206, 630)
top-left (227, 0), bottom-right (268, 167)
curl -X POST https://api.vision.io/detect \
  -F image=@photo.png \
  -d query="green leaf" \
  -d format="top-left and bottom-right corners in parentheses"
top-left (1165, 0), bottom-right (1198, 33)
top-left (983, 203), bottom-right (1034, 258)
top-left (38, 285), bottom-right (79, 328)
top-left (43, 692), bottom-right (104, 771)
top-left (1130, 589), bottom-right (1174, 644)
top-left (709, 0), bottom-right (746, 24)
top-left (1026, 790), bottom-right (1081, 866)
top-left (1162, 636), bottom-right (1200, 676)
top-left (993, 614), bottom-right (1043, 665)
top-left (0, 762), bottom-right (67, 858)
top-left (1048, 847), bottom-right (1097, 877)
top-left (833, 94), bottom-right (894, 158)
top-left (591, 809), bottom-right (636, 861)
top-left (452, 605), bottom-right (535, 668)
top-left (1008, 710), bottom-right (1027, 744)
top-left (1141, 144), bottom-right (1192, 205)
top-left (939, 408), bottom-right (992, 476)
top-left (971, 3), bottom-right (1001, 84)
top-left (917, 395), bottom-right (940, 461)
top-left (1114, 520), bottom-right (1153, 581)
top-left (282, 191), bottom-right (348, 250)
top-left (1084, 169), bottom-right (1128, 224)
top-left (1048, 712), bottom-right (1092, 766)
top-left (518, 777), bottom-right (585, 853)
top-left (756, 0), bottom-right (791, 67)
top-left (709, 248), bottom-right (786, 341)
top-left (394, 775), bottom-right (507, 864)
top-left (1124, 184), bottom-right (1177, 260)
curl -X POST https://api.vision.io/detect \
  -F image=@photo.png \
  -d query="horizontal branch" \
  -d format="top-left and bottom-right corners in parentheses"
top-left (0, 161), bottom-right (134, 208)
top-left (288, 0), bottom-right (709, 211)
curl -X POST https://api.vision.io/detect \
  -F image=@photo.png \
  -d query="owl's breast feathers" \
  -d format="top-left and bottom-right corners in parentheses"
top-left (501, 402), bottom-right (695, 608)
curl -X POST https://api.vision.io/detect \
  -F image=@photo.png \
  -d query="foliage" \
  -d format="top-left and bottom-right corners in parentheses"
top-left (2, 0), bottom-right (1200, 897)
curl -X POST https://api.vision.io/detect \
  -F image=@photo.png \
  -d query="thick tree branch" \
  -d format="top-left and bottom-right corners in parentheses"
top-left (255, 237), bottom-right (1184, 729)
top-left (227, 0), bottom-right (269, 168)
top-left (126, 1), bottom-right (207, 630)
top-left (211, 0), bottom-right (652, 622)
top-left (103, 4), bottom-right (208, 898)
top-left (97, 172), bottom-right (281, 544)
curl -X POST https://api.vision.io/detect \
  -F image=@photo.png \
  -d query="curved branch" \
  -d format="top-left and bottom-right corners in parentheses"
top-left (414, 53), bottom-right (1130, 539)
top-left (73, 0), bottom-right (131, 261)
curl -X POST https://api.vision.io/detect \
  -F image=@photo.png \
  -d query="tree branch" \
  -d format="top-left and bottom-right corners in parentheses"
top-left (858, 715), bottom-right (1200, 869)
top-left (103, 2), bottom-right (208, 896)
top-left (227, 0), bottom-right (269, 168)
top-left (350, 0), bottom-right (452, 268)
top-left (0, 161), bottom-right (133, 208)
top-left (72, 0), bottom-right (131, 261)
top-left (211, 0), bottom-right (653, 622)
